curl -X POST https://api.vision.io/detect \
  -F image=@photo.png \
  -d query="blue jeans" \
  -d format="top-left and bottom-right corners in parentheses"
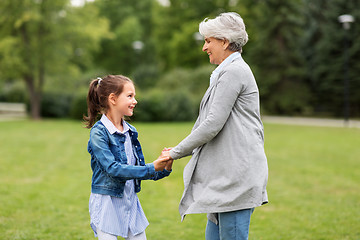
top-left (205, 208), bottom-right (254, 240)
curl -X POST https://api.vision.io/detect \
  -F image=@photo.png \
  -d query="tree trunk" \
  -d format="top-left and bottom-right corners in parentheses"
top-left (19, 2), bottom-right (47, 120)
top-left (25, 75), bottom-right (41, 120)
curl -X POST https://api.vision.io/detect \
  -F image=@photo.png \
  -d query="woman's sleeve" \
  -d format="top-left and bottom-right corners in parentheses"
top-left (90, 129), bottom-right (156, 180)
top-left (170, 66), bottom-right (245, 159)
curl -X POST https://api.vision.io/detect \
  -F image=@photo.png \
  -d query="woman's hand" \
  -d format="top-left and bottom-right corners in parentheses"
top-left (162, 147), bottom-right (173, 171)
top-left (161, 147), bottom-right (173, 160)
top-left (165, 159), bottom-right (174, 171)
top-left (153, 147), bottom-right (173, 171)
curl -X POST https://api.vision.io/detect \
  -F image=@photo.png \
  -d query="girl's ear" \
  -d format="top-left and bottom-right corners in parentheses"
top-left (108, 93), bottom-right (117, 105)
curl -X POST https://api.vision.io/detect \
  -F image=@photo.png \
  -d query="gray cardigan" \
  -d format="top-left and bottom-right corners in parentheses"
top-left (170, 54), bottom-right (268, 222)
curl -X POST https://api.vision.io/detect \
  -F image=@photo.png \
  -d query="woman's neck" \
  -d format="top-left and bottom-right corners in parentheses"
top-left (220, 50), bottom-right (235, 64)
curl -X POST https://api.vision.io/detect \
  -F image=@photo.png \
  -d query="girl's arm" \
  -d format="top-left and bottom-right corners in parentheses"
top-left (90, 128), bottom-right (168, 180)
top-left (138, 153), bottom-right (173, 181)
top-left (151, 159), bottom-right (173, 180)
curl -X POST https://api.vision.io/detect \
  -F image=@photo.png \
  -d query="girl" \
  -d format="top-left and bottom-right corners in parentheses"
top-left (84, 75), bottom-right (172, 240)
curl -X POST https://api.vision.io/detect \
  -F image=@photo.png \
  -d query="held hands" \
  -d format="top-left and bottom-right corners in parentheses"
top-left (153, 148), bottom-right (173, 171)
top-left (161, 148), bottom-right (172, 160)
top-left (163, 148), bottom-right (173, 171)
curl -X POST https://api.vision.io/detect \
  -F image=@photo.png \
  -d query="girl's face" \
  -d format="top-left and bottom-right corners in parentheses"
top-left (114, 82), bottom-right (137, 118)
top-left (202, 37), bottom-right (229, 65)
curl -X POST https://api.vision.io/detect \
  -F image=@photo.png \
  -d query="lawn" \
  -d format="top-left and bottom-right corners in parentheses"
top-left (0, 120), bottom-right (359, 240)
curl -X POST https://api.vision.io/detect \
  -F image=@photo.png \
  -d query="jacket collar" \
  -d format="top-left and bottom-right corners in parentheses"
top-left (209, 52), bottom-right (241, 85)
top-left (200, 53), bottom-right (242, 111)
top-left (100, 114), bottom-right (130, 135)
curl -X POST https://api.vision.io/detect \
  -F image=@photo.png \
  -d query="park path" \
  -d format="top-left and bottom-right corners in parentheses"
top-left (0, 111), bottom-right (359, 128)
top-left (262, 116), bottom-right (360, 128)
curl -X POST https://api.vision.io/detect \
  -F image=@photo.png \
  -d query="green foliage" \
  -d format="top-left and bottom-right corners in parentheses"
top-left (152, 0), bottom-right (240, 71)
top-left (262, 79), bottom-right (314, 116)
top-left (94, 0), bottom-right (153, 74)
top-left (133, 65), bottom-right (213, 121)
top-left (0, 120), bottom-right (359, 239)
top-left (135, 89), bottom-right (196, 121)
top-left (155, 65), bottom-right (213, 96)
top-left (69, 90), bottom-right (88, 120)
top-left (168, 21), bottom-right (208, 69)
top-left (244, 0), bottom-right (310, 115)
top-left (0, 0), bottom-right (109, 118)
top-left (132, 64), bottom-right (160, 90)
top-left (1, 0), bottom-right (359, 119)
top-left (0, 37), bottom-right (25, 79)
top-left (0, 82), bottom-right (27, 103)
top-left (95, 16), bottom-right (143, 75)
top-left (302, 0), bottom-right (360, 116)
top-left (40, 92), bottom-right (73, 118)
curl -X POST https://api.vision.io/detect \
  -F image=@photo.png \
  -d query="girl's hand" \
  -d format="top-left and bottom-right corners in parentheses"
top-left (153, 156), bottom-right (170, 171)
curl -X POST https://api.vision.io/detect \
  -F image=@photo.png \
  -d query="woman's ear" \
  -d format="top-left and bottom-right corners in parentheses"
top-left (222, 39), bottom-right (230, 50)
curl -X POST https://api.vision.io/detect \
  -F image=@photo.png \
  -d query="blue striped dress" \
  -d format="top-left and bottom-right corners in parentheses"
top-left (89, 115), bottom-right (149, 238)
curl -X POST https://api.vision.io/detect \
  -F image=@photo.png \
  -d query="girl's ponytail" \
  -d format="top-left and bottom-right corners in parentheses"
top-left (84, 79), bottom-right (101, 128)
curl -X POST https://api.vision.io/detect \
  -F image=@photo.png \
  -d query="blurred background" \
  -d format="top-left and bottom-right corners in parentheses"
top-left (0, 0), bottom-right (359, 122)
top-left (1, 1), bottom-right (359, 239)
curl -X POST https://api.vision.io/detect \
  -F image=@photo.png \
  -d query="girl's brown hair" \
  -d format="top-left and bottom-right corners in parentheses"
top-left (84, 75), bottom-right (132, 128)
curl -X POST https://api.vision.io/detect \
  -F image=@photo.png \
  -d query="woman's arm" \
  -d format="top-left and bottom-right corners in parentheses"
top-left (170, 66), bottom-right (245, 159)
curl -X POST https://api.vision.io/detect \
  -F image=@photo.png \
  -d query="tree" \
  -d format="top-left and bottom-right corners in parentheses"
top-left (93, 0), bottom-right (155, 76)
top-left (0, 0), bottom-right (108, 119)
top-left (242, 0), bottom-right (310, 115)
top-left (152, 0), bottom-right (243, 71)
top-left (302, 0), bottom-right (360, 117)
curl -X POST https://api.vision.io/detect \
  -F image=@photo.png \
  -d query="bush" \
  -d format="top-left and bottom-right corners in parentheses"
top-left (163, 90), bottom-right (197, 121)
top-left (132, 64), bottom-right (160, 91)
top-left (156, 65), bottom-right (213, 97)
top-left (262, 81), bottom-right (313, 116)
top-left (134, 89), bottom-right (197, 122)
top-left (0, 82), bottom-right (27, 103)
top-left (132, 66), bottom-right (215, 122)
top-left (40, 92), bottom-right (73, 118)
top-left (69, 90), bottom-right (88, 120)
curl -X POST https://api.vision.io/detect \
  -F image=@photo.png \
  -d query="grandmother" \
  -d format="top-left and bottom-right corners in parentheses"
top-left (163, 12), bottom-right (268, 240)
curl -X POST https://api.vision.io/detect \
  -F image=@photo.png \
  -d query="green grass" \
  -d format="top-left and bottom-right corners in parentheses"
top-left (0, 120), bottom-right (359, 240)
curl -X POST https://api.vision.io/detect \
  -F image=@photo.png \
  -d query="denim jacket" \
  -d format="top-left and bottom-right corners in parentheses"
top-left (88, 120), bottom-right (171, 198)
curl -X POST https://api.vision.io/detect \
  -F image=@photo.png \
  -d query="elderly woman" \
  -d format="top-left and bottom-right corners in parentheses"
top-left (163, 12), bottom-right (268, 240)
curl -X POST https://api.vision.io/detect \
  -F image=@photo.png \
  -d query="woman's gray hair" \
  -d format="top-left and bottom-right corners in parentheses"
top-left (199, 12), bottom-right (248, 52)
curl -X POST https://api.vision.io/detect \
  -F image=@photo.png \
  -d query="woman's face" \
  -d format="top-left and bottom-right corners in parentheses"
top-left (202, 37), bottom-right (228, 65)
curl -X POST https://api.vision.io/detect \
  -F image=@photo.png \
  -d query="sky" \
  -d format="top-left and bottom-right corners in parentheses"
top-left (71, 0), bottom-right (170, 7)
top-left (70, 0), bottom-right (94, 7)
